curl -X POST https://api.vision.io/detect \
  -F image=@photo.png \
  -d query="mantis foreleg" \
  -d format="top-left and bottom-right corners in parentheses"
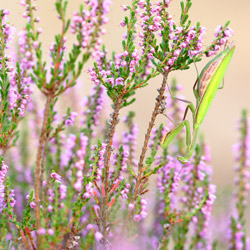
top-left (218, 78), bottom-right (224, 89)
top-left (183, 103), bottom-right (196, 122)
top-left (161, 120), bottom-right (191, 150)
top-left (161, 102), bottom-right (199, 164)
top-left (166, 80), bottom-right (192, 104)
top-left (177, 125), bottom-right (200, 164)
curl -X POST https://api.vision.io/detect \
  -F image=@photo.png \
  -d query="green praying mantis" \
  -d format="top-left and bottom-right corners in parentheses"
top-left (161, 45), bottom-right (235, 164)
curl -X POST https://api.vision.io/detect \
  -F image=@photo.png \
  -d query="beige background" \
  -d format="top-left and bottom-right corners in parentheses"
top-left (1, 0), bottom-right (250, 190)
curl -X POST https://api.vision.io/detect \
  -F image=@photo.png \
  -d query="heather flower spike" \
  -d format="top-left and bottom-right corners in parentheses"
top-left (228, 110), bottom-right (250, 249)
top-left (0, 1), bottom-right (247, 250)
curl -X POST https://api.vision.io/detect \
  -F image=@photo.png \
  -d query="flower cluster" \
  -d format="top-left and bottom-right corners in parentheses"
top-left (63, 111), bottom-right (78, 127)
top-left (0, 10), bottom-right (30, 149)
top-left (90, 142), bottom-right (105, 181)
top-left (0, 161), bottom-right (9, 212)
top-left (133, 198), bottom-right (148, 222)
top-left (60, 133), bottom-right (77, 168)
top-left (0, 1), bottom-right (240, 250)
top-left (122, 113), bottom-right (138, 168)
top-left (19, 0), bottom-right (40, 71)
top-left (137, 0), bottom-right (234, 72)
top-left (71, 0), bottom-right (112, 59)
top-left (88, 48), bottom-right (143, 88)
top-left (229, 110), bottom-right (250, 250)
top-left (206, 24), bottom-right (234, 57)
top-left (81, 84), bottom-right (105, 131)
top-left (157, 155), bottom-right (181, 200)
top-left (111, 145), bottom-right (129, 176)
top-left (83, 182), bottom-right (95, 199)
top-left (74, 134), bottom-right (89, 191)
top-left (120, 183), bottom-right (131, 199)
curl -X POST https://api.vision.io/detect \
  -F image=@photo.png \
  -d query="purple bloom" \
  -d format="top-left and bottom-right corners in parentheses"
top-left (95, 232), bottom-right (103, 241)
top-left (51, 172), bottom-right (62, 182)
top-left (48, 229), bottom-right (54, 235)
top-left (115, 77), bottom-right (124, 85)
top-left (65, 119), bottom-right (73, 127)
top-left (37, 228), bottom-right (46, 235)
top-left (30, 201), bottom-right (36, 208)
top-left (0, 161), bottom-right (9, 212)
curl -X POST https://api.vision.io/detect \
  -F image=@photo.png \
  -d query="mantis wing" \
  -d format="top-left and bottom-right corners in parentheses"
top-left (195, 46), bottom-right (235, 125)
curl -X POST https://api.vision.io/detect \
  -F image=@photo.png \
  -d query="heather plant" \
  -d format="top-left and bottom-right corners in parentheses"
top-left (0, 0), bottom-right (249, 250)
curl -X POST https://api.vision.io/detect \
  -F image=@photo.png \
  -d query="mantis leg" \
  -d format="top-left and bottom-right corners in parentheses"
top-left (183, 103), bottom-right (196, 122)
top-left (218, 78), bottom-right (224, 89)
top-left (177, 125), bottom-right (200, 164)
top-left (193, 79), bottom-right (199, 99)
top-left (161, 120), bottom-right (191, 149)
top-left (162, 113), bottom-right (176, 126)
top-left (166, 80), bottom-right (192, 104)
top-left (161, 117), bottom-right (200, 164)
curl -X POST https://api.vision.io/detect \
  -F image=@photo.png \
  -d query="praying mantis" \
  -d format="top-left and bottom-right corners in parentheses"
top-left (161, 45), bottom-right (235, 164)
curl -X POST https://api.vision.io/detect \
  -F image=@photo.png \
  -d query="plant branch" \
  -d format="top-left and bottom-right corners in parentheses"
top-left (34, 94), bottom-right (53, 241)
top-left (121, 73), bottom-right (169, 238)
top-left (101, 96), bottom-right (123, 248)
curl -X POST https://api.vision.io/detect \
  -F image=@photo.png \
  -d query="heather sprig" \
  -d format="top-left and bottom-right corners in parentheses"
top-left (0, 10), bottom-right (29, 151)
top-left (0, 158), bottom-right (19, 249)
top-left (122, 111), bottom-right (138, 169)
top-left (81, 84), bottom-right (105, 139)
top-left (138, 0), bottom-right (233, 74)
top-left (0, 0), bottom-right (241, 249)
top-left (19, 0), bottom-right (112, 238)
top-left (90, 1), bottom-right (158, 109)
top-left (229, 110), bottom-right (250, 250)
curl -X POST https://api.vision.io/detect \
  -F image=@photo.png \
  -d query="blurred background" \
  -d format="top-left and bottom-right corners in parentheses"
top-left (0, 0), bottom-right (249, 200)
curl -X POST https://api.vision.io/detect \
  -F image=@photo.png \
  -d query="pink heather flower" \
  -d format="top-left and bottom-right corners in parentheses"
top-left (30, 201), bottom-right (36, 208)
top-left (74, 181), bottom-right (82, 192)
top-left (59, 184), bottom-right (67, 199)
top-left (115, 77), bottom-right (124, 86)
top-left (224, 27), bottom-right (233, 37)
top-left (48, 205), bottom-right (53, 212)
top-left (33, 41), bottom-right (39, 49)
top-left (175, 26), bottom-right (183, 34)
top-left (206, 50), bottom-right (215, 57)
top-left (180, 42), bottom-right (187, 48)
top-left (140, 211), bottom-right (147, 218)
top-left (20, 1), bottom-right (26, 7)
top-left (48, 229), bottom-right (54, 235)
top-left (134, 214), bottom-right (141, 222)
top-left (95, 232), bottom-right (103, 241)
top-left (37, 28), bottom-right (43, 34)
top-left (22, 12), bottom-right (28, 18)
top-left (120, 21), bottom-right (126, 27)
top-left (167, 58), bottom-right (175, 66)
top-left (50, 172), bottom-right (62, 182)
top-left (169, 33), bottom-right (175, 40)
top-left (37, 228), bottom-right (46, 235)
top-left (3, 9), bottom-right (10, 15)
top-left (220, 37), bottom-right (227, 45)
top-left (122, 5), bottom-right (127, 11)
top-left (173, 49), bottom-right (181, 57)
top-left (65, 119), bottom-right (73, 127)
top-left (147, 53), bottom-right (154, 59)
top-left (187, 29), bottom-right (196, 40)
top-left (121, 60), bottom-right (127, 67)
top-left (214, 25), bottom-right (222, 37)
top-left (128, 203), bottom-right (135, 211)
top-left (70, 112), bottom-right (78, 121)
